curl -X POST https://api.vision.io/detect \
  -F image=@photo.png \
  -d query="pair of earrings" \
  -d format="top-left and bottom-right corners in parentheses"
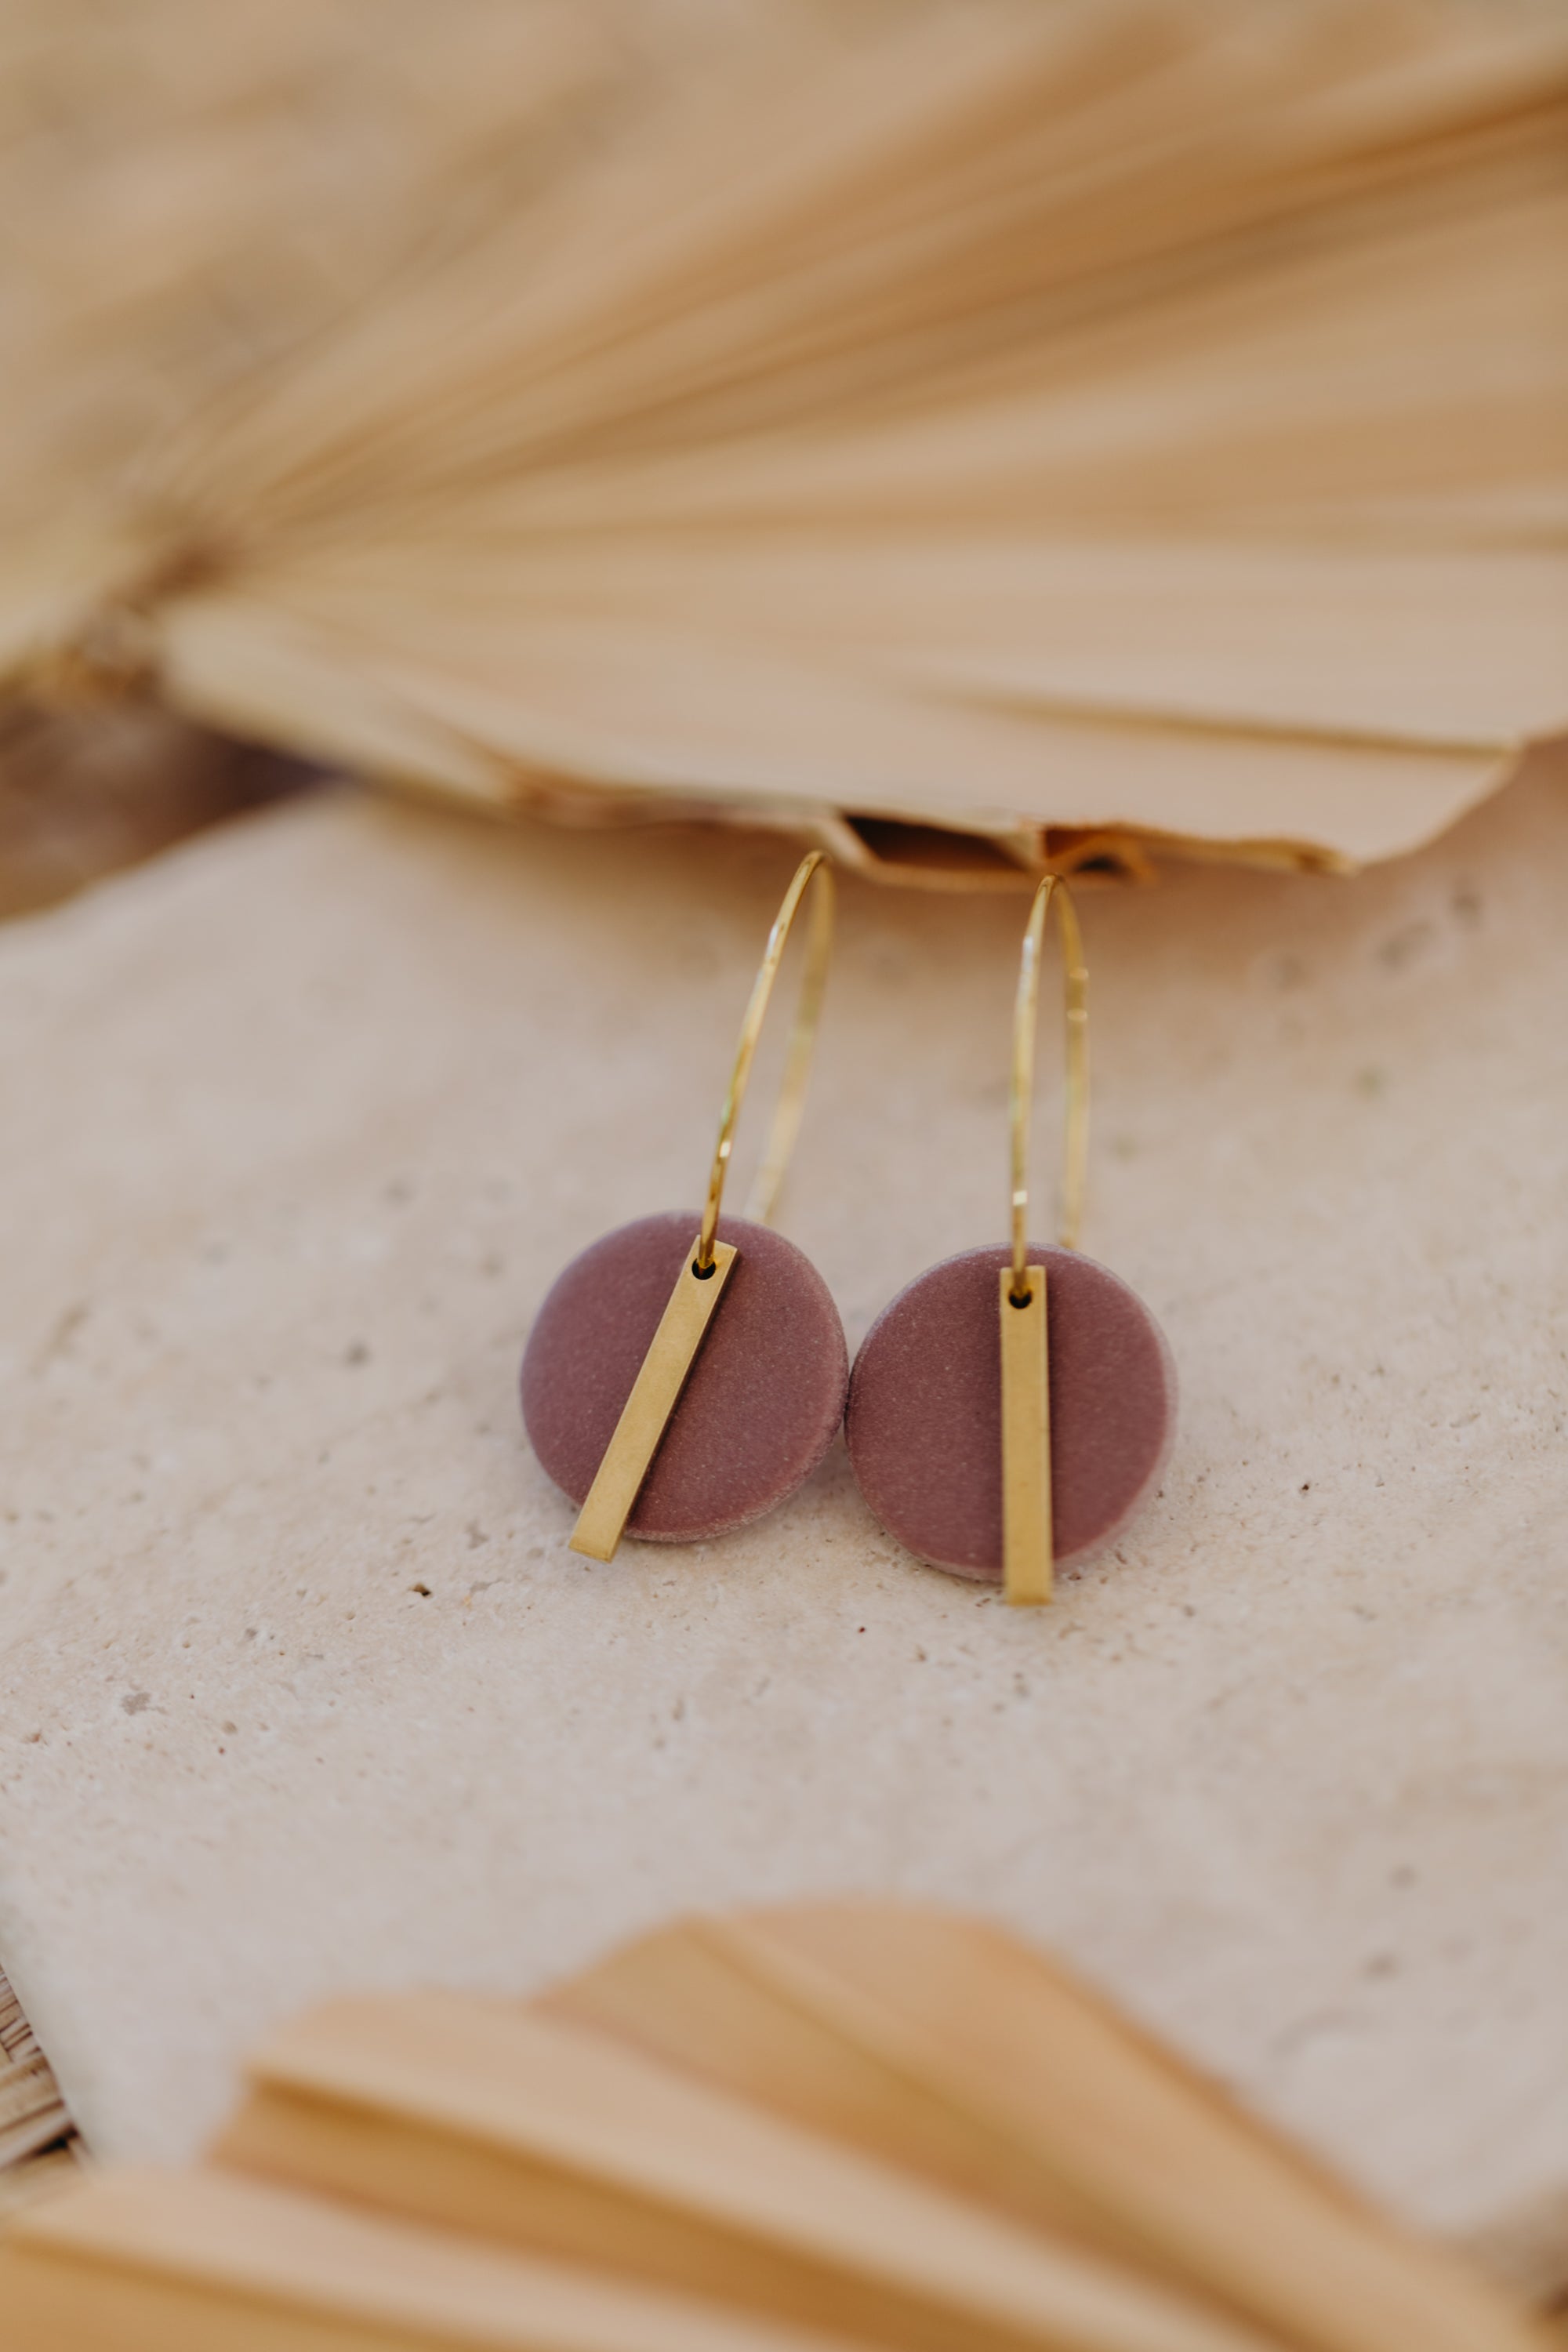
top-left (521, 855), bottom-right (1175, 1604)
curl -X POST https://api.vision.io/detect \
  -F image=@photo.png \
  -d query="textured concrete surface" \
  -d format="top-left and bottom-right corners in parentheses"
top-left (1, 757), bottom-right (1566, 2287)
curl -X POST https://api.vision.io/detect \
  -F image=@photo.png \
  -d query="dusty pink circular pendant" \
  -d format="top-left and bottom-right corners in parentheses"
top-left (521, 1213), bottom-right (848, 1544)
top-left (846, 1243), bottom-right (1175, 1580)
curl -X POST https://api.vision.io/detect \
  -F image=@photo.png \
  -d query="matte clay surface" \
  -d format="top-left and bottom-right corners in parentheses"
top-left (3, 757), bottom-right (1568, 2294)
top-left (522, 1214), bottom-right (847, 1543)
top-left (848, 1246), bottom-right (1175, 1579)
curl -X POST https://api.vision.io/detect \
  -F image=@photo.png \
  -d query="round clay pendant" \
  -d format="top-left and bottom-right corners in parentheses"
top-left (522, 1212), bottom-right (848, 1544)
top-left (846, 1243), bottom-right (1175, 1580)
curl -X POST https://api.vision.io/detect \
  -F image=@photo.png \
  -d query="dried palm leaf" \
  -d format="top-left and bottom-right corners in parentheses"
top-left (2, 0), bottom-right (1564, 886)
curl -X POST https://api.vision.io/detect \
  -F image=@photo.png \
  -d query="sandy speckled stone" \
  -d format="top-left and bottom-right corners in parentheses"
top-left (2, 760), bottom-right (1568, 2301)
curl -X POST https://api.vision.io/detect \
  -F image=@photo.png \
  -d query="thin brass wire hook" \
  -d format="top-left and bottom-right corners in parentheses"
top-left (1008, 873), bottom-right (1088, 1296)
top-left (697, 851), bottom-right (835, 1271)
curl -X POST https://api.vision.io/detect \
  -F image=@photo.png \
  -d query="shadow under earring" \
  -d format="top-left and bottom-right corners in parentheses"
top-left (521, 854), bottom-right (846, 1561)
top-left (846, 877), bottom-right (1175, 1605)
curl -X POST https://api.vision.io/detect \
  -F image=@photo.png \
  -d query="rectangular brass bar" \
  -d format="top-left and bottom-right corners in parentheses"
top-left (569, 1237), bottom-right (738, 1563)
top-left (999, 1264), bottom-right (1053, 1606)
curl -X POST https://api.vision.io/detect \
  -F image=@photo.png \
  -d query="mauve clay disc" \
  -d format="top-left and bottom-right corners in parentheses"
top-left (521, 1212), bottom-right (848, 1544)
top-left (846, 1243), bottom-right (1176, 1580)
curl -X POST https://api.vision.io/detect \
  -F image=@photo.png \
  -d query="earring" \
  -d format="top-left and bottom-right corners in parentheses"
top-left (522, 855), bottom-right (847, 1562)
top-left (846, 877), bottom-right (1175, 1606)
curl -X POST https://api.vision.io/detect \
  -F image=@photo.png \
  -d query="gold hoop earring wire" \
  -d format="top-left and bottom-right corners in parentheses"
top-left (1000, 875), bottom-right (1088, 1606)
top-left (1010, 875), bottom-right (1089, 1282)
top-left (699, 849), bottom-right (836, 1269)
top-left (570, 853), bottom-right (834, 1561)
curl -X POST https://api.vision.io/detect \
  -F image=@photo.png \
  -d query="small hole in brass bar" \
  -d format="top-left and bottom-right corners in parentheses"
top-left (691, 1259), bottom-right (718, 1280)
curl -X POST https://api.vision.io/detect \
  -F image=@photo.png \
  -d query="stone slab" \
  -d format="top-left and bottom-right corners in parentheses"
top-left (1, 757), bottom-right (1566, 2288)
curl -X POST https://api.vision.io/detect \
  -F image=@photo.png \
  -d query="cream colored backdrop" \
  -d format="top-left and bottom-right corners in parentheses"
top-left (1, 760), bottom-right (1566, 2288)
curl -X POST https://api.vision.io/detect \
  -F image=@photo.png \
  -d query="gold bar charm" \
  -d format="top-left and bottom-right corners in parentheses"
top-left (999, 1264), bottom-right (1053, 1606)
top-left (569, 1237), bottom-right (737, 1562)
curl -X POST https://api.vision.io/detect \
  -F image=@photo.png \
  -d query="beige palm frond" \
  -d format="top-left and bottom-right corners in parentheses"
top-left (2, 0), bottom-right (1565, 887)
